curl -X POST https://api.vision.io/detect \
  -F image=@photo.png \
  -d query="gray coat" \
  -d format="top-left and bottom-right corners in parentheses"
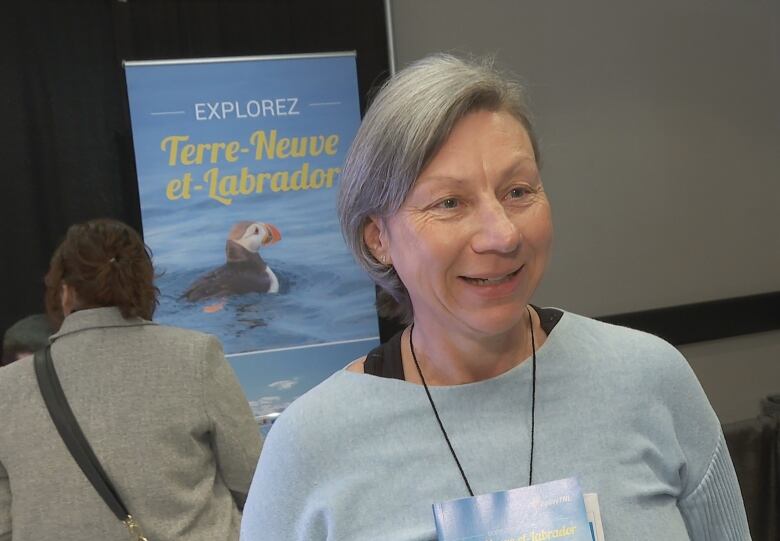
top-left (0, 307), bottom-right (262, 540)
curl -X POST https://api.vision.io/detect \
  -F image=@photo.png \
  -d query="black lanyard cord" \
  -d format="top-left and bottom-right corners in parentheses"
top-left (409, 305), bottom-right (537, 497)
top-left (528, 305), bottom-right (537, 486)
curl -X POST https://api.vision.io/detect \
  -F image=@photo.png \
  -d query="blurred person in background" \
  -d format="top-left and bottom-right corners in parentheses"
top-left (1, 314), bottom-right (54, 366)
top-left (0, 218), bottom-right (261, 541)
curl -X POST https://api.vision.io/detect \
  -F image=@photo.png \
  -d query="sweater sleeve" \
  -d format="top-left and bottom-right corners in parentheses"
top-left (679, 431), bottom-right (752, 541)
top-left (627, 329), bottom-right (752, 541)
top-left (240, 401), bottom-right (330, 541)
top-left (201, 335), bottom-right (263, 507)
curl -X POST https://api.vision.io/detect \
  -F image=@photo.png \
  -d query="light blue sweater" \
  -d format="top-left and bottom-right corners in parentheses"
top-left (241, 312), bottom-right (750, 540)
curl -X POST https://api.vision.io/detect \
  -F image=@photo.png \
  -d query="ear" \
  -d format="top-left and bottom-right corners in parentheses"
top-left (363, 216), bottom-right (392, 265)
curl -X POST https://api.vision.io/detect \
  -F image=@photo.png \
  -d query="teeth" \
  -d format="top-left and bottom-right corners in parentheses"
top-left (465, 269), bottom-right (518, 285)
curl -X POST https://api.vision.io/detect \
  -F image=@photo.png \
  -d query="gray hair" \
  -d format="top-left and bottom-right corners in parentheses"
top-left (337, 54), bottom-right (540, 323)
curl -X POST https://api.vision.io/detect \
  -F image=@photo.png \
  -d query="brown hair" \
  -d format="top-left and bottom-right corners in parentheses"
top-left (45, 219), bottom-right (159, 326)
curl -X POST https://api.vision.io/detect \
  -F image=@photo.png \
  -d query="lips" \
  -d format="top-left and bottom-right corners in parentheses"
top-left (460, 266), bottom-right (523, 286)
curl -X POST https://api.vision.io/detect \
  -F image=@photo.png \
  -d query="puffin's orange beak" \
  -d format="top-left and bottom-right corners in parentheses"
top-left (263, 223), bottom-right (282, 246)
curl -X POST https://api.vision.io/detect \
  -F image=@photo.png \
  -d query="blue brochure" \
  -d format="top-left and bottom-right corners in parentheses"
top-left (433, 477), bottom-right (593, 541)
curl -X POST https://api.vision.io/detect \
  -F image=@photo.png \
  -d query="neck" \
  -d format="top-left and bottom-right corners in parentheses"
top-left (405, 307), bottom-right (540, 386)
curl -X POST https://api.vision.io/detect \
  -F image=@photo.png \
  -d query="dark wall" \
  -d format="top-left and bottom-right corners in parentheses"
top-left (0, 0), bottom-right (389, 350)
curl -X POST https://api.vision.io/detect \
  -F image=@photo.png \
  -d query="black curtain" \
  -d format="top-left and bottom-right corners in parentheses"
top-left (0, 0), bottom-right (390, 350)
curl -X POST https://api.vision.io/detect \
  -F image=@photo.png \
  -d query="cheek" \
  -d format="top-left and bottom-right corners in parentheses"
top-left (536, 219), bottom-right (554, 254)
top-left (389, 222), bottom-right (455, 287)
top-left (528, 212), bottom-right (554, 279)
top-left (526, 203), bottom-right (553, 248)
top-left (410, 227), bottom-right (460, 269)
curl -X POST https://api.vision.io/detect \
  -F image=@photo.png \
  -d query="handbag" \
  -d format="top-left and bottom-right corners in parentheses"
top-left (34, 346), bottom-right (149, 541)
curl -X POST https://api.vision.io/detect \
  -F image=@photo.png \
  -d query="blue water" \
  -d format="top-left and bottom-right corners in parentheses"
top-left (141, 180), bottom-right (379, 355)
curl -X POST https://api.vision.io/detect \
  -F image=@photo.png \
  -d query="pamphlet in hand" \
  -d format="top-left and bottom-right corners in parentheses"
top-left (432, 477), bottom-right (593, 541)
top-left (583, 493), bottom-right (605, 541)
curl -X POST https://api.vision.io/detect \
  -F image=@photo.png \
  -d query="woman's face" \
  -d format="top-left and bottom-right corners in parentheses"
top-left (369, 110), bottom-right (553, 337)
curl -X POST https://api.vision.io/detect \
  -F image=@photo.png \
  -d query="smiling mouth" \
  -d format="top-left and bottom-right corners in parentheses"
top-left (461, 267), bottom-right (522, 286)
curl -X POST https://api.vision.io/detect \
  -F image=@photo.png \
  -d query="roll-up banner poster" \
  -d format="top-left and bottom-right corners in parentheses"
top-left (124, 53), bottom-right (379, 431)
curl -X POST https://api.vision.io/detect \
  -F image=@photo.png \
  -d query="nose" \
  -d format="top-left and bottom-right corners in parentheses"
top-left (470, 198), bottom-right (521, 254)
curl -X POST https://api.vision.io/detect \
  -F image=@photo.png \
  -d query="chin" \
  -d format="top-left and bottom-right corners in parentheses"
top-left (458, 306), bottom-right (528, 337)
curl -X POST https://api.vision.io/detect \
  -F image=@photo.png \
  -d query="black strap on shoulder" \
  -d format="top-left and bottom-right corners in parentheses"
top-left (33, 346), bottom-right (129, 521)
top-left (534, 306), bottom-right (563, 335)
top-left (363, 330), bottom-right (405, 380)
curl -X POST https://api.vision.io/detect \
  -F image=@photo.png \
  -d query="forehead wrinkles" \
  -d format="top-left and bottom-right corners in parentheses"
top-left (415, 156), bottom-right (538, 193)
top-left (422, 135), bottom-right (534, 182)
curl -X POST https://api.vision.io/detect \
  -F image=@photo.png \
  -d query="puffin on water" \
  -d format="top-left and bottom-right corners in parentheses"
top-left (182, 221), bottom-right (282, 304)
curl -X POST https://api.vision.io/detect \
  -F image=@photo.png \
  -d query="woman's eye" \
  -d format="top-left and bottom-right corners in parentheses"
top-left (438, 198), bottom-right (459, 209)
top-left (507, 187), bottom-right (530, 199)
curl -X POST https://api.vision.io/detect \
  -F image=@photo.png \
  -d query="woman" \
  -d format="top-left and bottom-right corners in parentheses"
top-left (0, 219), bottom-right (262, 540)
top-left (241, 55), bottom-right (750, 540)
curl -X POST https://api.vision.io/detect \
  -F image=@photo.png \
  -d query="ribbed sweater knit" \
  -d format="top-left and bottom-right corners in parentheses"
top-left (241, 311), bottom-right (751, 540)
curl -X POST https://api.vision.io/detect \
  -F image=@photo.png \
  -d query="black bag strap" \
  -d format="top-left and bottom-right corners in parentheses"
top-left (34, 346), bottom-right (148, 540)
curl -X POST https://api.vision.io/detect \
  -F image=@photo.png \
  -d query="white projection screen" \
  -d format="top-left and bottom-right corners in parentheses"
top-left (388, 0), bottom-right (780, 319)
